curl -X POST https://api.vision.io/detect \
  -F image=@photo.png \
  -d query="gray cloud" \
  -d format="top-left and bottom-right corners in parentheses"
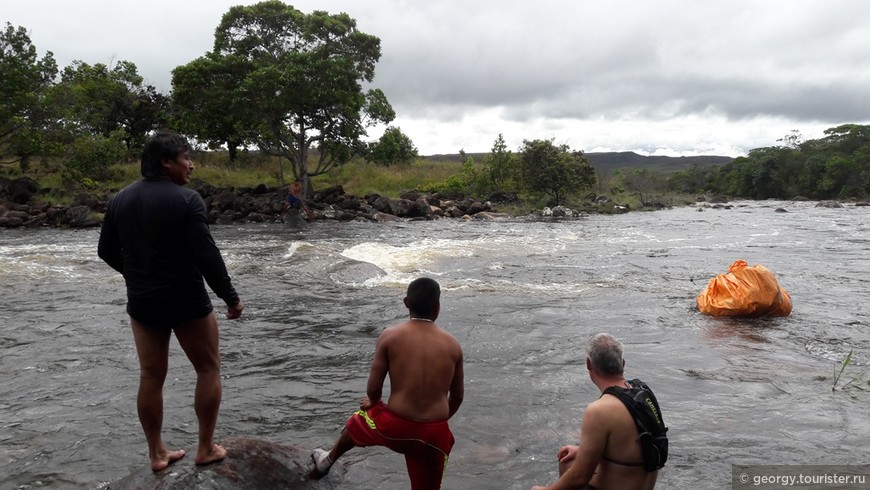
top-left (5, 0), bottom-right (870, 155)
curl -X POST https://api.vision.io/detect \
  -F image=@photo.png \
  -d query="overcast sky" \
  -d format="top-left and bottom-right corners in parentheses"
top-left (6, 0), bottom-right (870, 156)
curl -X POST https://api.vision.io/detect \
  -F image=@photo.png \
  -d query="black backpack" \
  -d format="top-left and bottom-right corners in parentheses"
top-left (602, 378), bottom-right (668, 472)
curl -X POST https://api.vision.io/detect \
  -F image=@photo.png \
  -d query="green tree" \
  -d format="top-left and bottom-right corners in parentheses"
top-left (52, 60), bottom-right (168, 153)
top-left (616, 168), bottom-right (666, 206)
top-left (0, 23), bottom-right (59, 167)
top-left (666, 164), bottom-right (717, 195)
top-left (481, 133), bottom-right (518, 192)
top-left (366, 126), bottom-right (418, 166)
top-left (171, 53), bottom-right (253, 162)
top-left (63, 130), bottom-right (127, 184)
top-left (187, 0), bottom-right (395, 190)
top-left (519, 138), bottom-right (596, 204)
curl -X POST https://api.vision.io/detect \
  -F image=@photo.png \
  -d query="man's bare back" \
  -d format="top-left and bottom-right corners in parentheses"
top-left (584, 395), bottom-right (657, 490)
top-left (311, 277), bottom-right (464, 489)
top-left (375, 319), bottom-right (464, 421)
top-left (532, 333), bottom-right (662, 490)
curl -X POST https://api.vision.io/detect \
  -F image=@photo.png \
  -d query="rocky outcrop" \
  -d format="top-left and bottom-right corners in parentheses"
top-left (107, 437), bottom-right (341, 489)
top-left (0, 178), bottom-right (512, 228)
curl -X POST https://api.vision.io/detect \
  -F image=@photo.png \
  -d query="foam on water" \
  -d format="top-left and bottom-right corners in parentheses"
top-left (2, 201), bottom-right (869, 489)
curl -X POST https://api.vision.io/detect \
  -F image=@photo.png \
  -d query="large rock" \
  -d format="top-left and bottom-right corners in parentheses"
top-left (107, 437), bottom-right (341, 489)
top-left (816, 200), bottom-right (844, 208)
top-left (7, 177), bottom-right (39, 204)
top-left (64, 205), bottom-right (100, 228)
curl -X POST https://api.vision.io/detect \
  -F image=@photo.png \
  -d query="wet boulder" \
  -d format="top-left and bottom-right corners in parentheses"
top-left (816, 201), bottom-right (843, 208)
top-left (107, 436), bottom-right (340, 489)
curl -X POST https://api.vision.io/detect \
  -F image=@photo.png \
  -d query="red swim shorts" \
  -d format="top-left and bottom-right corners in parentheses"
top-left (344, 402), bottom-right (455, 490)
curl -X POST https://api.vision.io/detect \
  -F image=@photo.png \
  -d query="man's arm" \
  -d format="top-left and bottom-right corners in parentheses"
top-left (364, 331), bottom-right (390, 408)
top-left (531, 402), bottom-right (608, 490)
top-left (97, 211), bottom-right (124, 274)
top-left (187, 195), bottom-right (240, 308)
top-left (448, 350), bottom-right (464, 418)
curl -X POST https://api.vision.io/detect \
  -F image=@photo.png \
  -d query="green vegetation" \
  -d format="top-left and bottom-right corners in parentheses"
top-left (832, 349), bottom-right (854, 392)
top-left (172, 0), bottom-right (394, 193)
top-left (667, 125), bottom-right (870, 200)
top-left (365, 127), bottom-right (419, 166)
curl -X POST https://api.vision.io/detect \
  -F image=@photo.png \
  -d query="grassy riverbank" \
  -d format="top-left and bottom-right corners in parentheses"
top-left (2, 151), bottom-right (699, 216)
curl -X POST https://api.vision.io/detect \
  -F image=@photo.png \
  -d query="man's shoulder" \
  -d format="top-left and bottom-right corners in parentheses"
top-left (587, 392), bottom-right (631, 421)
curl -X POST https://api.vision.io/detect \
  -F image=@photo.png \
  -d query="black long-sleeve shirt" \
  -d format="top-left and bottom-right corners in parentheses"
top-left (98, 178), bottom-right (239, 324)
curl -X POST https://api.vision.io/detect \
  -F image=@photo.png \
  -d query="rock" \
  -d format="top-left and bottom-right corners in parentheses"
top-left (316, 185), bottom-right (345, 204)
top-left (815, 201), bottom-right (843, 208)
top-left (551, 205), bottom-right (571, 217)
top-left (465, 201), bottom-right (489, 215)
top-left (791, 196), bottom-right (810, 201)
top-left (389, 198), bottom-right (413, 217)
top-left (64, 205), bottom-right (100, 228)
top-left (412, 196), bottom-right (433, 218)
top-left (471, 211), bottom-right (511, 220)
top-left (855, 201), bottom-right (869, 207)
top-left (367, 195), bottom-right (392, 214)
top-left (0, 216), bottom-right (23, 227)
top-left (774, 208), bottom-right (788, 213)
top-left (8, 177), bottom-right (39, 204)
top-left (107, 436), bottom-right (341, 490)
top-left (371, 211), bottom-right (401, 222)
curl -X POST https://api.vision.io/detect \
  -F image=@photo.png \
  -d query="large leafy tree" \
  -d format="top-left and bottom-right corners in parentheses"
top-left (519, 139), bottom-right (596, 204)
top-left (181, 0), bottom-right (395, 189)
top-left (0, 23), bottom-right (58, 167)
top-left (52, 60), bottom-right (169, 153)
top-left (171, 53), bottom-right (253, 162)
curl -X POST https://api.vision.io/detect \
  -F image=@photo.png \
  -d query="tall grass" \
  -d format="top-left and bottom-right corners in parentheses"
top-left (314, 158), bottom-right (462, 197)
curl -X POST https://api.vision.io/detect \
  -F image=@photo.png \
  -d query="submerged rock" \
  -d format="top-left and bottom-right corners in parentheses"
top-left (107, 437), bottom-right (341, 489)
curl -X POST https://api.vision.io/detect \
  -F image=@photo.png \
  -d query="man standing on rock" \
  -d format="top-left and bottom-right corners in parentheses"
top-left (310, 277), bottom-right (464, 490)
top-left (98, 130), bottom-right (244, 471)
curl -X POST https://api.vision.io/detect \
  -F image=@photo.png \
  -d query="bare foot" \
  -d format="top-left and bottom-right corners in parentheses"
top-left (195, 443), bottom-right (227, 466)
top-left (151, 449), bottom-right (186, 472)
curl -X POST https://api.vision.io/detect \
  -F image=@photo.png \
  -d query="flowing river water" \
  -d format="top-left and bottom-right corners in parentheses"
top-left (1, 200), bottom-right (868, 489)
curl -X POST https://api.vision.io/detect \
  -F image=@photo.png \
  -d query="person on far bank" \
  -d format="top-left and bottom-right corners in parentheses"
top-left (310, 277), bottom-right (464, 490)
top-left (531, 333), bottom-right (667, 490)
top-left (98, 130), bottom-right (245, 472)
top-left (280, 179), bottom-right (313, 221)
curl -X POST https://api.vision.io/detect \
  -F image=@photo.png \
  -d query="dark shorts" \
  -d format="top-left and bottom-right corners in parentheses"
top-left (127, 302), bottom-right (213, 329)
top-left (286, 194), bottom-right (303, 208)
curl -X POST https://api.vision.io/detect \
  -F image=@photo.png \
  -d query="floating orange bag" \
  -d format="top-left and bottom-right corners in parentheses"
top-left (696, 260), bottom-right (792, 317)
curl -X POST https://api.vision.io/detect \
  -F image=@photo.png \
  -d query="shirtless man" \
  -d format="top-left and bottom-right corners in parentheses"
top-left (280, 179), bottom-right (313, 221)
top-left (98, 131), bottom-right (244, 471)
top-left (310, 277), bottom-right (464, 490)
top-left (531, 333), bottom-right (660, 490)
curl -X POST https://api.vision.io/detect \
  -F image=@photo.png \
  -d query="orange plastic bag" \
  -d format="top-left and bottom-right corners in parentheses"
top-left (696, 260), bottom-right (792, 317)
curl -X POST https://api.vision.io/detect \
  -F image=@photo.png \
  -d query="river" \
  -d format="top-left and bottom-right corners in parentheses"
top-left (1, 200), bottom-right (868, 489)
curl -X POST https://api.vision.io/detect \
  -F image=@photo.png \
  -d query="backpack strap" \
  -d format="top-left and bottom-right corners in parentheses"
top-left (602, 378), bottom-right (668, 471)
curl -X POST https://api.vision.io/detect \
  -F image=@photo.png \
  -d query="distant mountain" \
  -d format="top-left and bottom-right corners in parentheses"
top-left (423, 151), bottom-right (733, 174)
top-left (584, 151), bottom-right (734, 174)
